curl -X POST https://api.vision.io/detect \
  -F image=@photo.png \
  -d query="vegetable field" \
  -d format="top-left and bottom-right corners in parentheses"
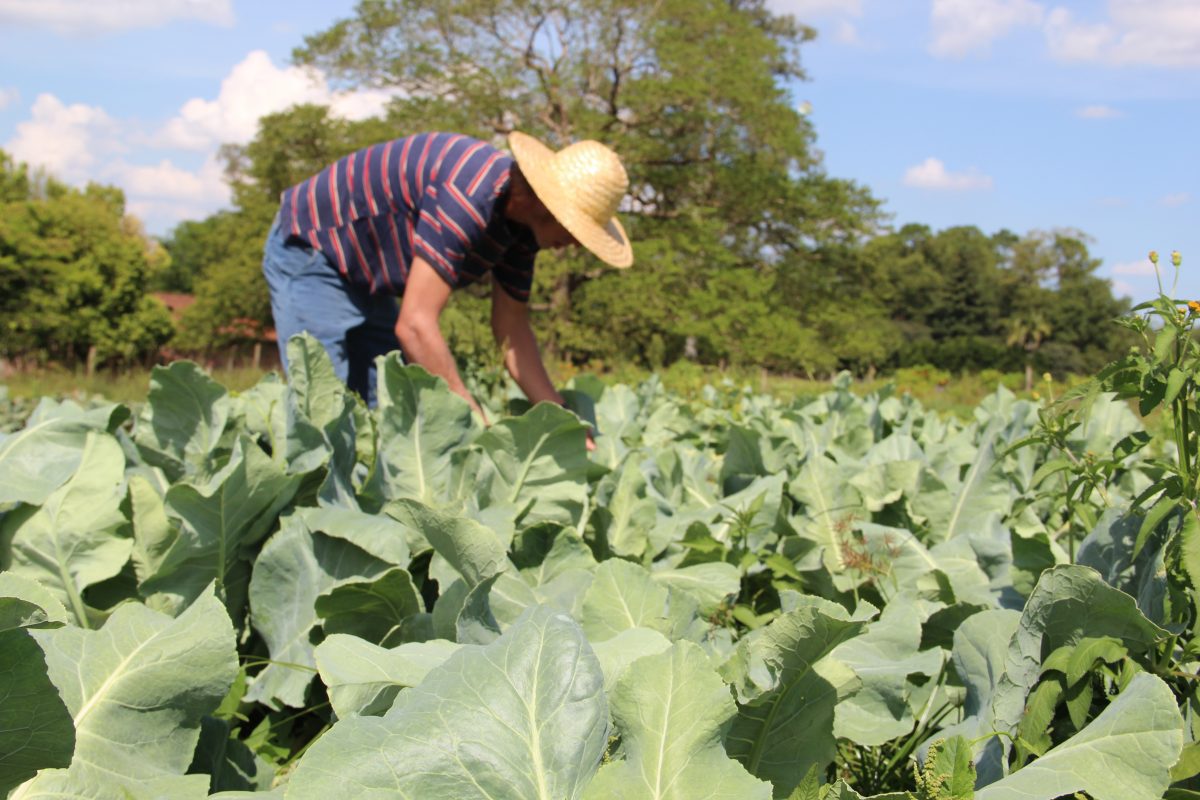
top-left (3, 332), bottom-right (1199, 800)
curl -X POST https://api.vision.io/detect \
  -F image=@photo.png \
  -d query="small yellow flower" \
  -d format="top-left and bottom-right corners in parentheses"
top-left (1189, 300), bottom-right (1200, 314)
top-left (1150, 250), bottom-right (1160, 264)
top-left (1174, 251), bottom-right (1183, 268)
top-left (1032, 391), bottom-right (1041, 400)
top-left (1042, 372), bottom-right (1052, 383)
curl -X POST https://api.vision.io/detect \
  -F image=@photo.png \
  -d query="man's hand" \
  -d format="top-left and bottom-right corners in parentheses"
top-left (490, 281), bottom-right (564, 406)
top-left (492, 282), bottom-right (595, 452)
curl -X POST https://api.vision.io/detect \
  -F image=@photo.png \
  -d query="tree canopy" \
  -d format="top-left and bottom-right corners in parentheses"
top-left (0, 2), bottom-right (1134, 378)
top-left (0, 151), bottom-right (174, 367)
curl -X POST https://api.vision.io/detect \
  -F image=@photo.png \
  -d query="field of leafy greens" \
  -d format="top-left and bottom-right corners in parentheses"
top-left (3, 332), bottom-right (1199, 800)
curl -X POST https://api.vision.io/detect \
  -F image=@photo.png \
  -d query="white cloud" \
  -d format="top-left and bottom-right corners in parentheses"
top-left (1111, 278), bottom-right (1137, 297)
top-left (768, 0), bottom-right (863, 17)
top-left (6, 93), bottom-right (122, 181)
top-left (0, 0), bottom-right (233, 35)
top-left (833, 20), bottom-right (862, 44)
top-left (116, 157), bottom-right (227, 205)
top-left (4, 51), bottom-right (404, 234)
top-left (1161, 192), bottom-right (1192, 207)
top-left (767, 0), bottom-right (863, 45)
top-left (158, 50), bottom-right (399, 151)
top-left (1045, 1), bottom-right (1200, 68)
top-left (903, 157), bottom-right (994, 191)
top-left (1075, 104), bottom-right (1122, 119)
top-left (118, 156), bottom-right (231, 234)
top-left (1111, 258), bottom-right (1158, 276)
top-left (929, 0), bottom-right (1045, 58)
top-left (0, 86), bottom-right (18, 111)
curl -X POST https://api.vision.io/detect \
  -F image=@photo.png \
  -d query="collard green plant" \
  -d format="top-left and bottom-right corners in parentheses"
top-left (3, 329), bottom-right (1198, 798)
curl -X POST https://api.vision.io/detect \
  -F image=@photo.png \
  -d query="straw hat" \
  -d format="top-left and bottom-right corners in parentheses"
top-left (508, 131), bottom-right (633, 268)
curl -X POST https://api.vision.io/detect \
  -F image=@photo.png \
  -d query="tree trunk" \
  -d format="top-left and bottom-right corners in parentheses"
top-left (1025, 361), bottom-right (1034, 392)
top-left (86, 346), bottom-right (98, 379)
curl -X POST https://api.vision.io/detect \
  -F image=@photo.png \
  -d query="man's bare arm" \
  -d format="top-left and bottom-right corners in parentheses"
top-left (396, 256), bottom-right (486, 420)
top-left (490, 279), bottom-right (563, 406)
top-left (491, 281), bottom-right (595, 449)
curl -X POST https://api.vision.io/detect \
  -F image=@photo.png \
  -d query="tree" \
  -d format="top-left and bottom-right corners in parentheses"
top-left (0, 151), bottom-right (174, 367)
top-left (290, 0), bottom-right (882, 368)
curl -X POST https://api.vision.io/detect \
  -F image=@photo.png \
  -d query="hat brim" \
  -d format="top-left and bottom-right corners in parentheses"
top-left (508, 131), bottom-right (633, 269)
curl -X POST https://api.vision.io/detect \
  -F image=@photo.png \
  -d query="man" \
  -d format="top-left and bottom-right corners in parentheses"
top-left (261, 131), bottom-right (633, 430)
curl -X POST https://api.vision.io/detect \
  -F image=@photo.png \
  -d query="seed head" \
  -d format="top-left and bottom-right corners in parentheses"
top-left (1173, 251), bottom-right (1183, 268)
top-left (1150, 250), bottom-right (1160, 265)
top-left (1042, 372), bottom-right (1052, 383)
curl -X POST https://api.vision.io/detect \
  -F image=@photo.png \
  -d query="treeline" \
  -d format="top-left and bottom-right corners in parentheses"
top-left (0, 0), bottom-right (1131, 379)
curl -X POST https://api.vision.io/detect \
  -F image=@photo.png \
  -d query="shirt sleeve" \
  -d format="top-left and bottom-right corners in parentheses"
top-left (412, 150), bottom-right (508, 290)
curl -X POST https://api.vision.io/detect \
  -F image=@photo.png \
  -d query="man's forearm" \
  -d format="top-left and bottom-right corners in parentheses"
top-left (499, 323), bottom-right (562, 406)
top-left (396, 319), bottom-right (484, 417)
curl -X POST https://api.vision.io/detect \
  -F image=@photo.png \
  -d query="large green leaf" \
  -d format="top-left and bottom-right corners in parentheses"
top-left (11, 589), bottom-right (237, 799)
top-left (138, 436), bottom-right (300, 616)
top-left (854, 523), bottom-right (990, 606)
top-left (11, 770), bottom-right (211, 799)
top-left (288, 606), bottom-right (608, 799)
top-left (474, 402), bottom-right (590, 527)
top-left (990, 565), bottom-right (1169, 742)
top-left (848, 433), bottom-right (924, 512)
top-left (365, 356), bottom-right (479, 506)
top-left (245, 520), bottom-right (393, 708)
top-left (976, 673), bottom-right (1182, 800)
top-left (387, 498), bottom-right (508, 585)
top-left (133, 361), bottom-right (232, 482)
top-left (0, 573), bottom-right (73, 793)
top-left (650, 562), bottom-right (741, 616)
top-left (910, 424), bottom-right (1011, 541)
top-left (932, 609), bottom-right (1022, 787)
top-left (297, 505), bottom-right (411, 566)
top-left (228, 373), bottom-right (289, 469)
top-left (283, 334), bottom-right (363, 505)
top-left (313, 634), bottom-right (461, 718)
top-left (0, 572), bottom-right (69, 631)
top-left (590, 627), bottom-right (673, 693)
top-left (585, 642), bottom-right (772, 799)
top-left (832, 599), bottom-right (944, 746)
top-left (1, 432), bottom-right (129, 626)
top-left (315, 567), bottom-right (423, 645)
top-left (581, 558), bottom-right (680, 642)
top-left (0, 628), bottom-right (74, 795)
top-left (789, 456), bottom-right (864, 573)
top-left (591, 454), bottom-right (659, 559)
top-left (286, 333), bottom-right (351, 431)
top-left (720, 606), bottom-right (864, 797)
top-left (0, 399), bottom-right (127, 505)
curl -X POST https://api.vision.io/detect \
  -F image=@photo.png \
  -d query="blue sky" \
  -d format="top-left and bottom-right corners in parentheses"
top-left (0, 0), bottom-right (1196, 303)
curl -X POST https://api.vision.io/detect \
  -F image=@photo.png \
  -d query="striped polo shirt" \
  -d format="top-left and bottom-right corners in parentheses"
top-left (277, 132), bottom-right (538, 301)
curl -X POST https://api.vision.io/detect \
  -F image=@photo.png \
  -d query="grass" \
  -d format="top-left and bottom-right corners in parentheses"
top-left (2, 360), bottom-right (1065, 420)
top-left (2, 365), bottom-right (270, 406)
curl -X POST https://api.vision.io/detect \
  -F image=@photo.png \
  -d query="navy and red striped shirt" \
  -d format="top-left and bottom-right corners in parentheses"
top-left (278, 132), bottom-right (538, 301)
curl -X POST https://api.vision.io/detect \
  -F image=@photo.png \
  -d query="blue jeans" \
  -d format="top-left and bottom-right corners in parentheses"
top-left (261, 216), bottom-right (401, 408)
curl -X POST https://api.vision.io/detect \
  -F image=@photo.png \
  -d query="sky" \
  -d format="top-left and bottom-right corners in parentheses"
top-left (0, 0), bottom-right (1196, 303)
